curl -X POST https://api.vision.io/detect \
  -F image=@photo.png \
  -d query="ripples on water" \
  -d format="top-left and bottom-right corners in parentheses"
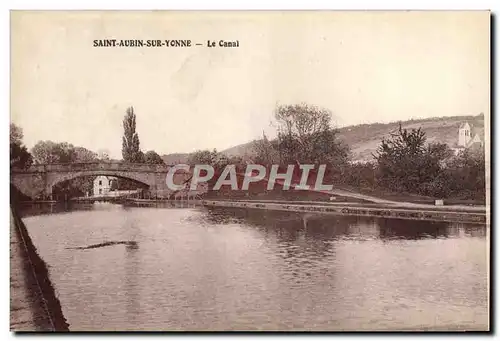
top-left (20, 203), bottom-right (488, 331)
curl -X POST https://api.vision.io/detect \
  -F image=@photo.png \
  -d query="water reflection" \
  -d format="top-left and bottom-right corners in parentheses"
top-left (205, 207), bottom-right (487, 241)
top-left (17, 201), bottom-right (203, 218)
top-left (377, 219), bottom-right (449, 240)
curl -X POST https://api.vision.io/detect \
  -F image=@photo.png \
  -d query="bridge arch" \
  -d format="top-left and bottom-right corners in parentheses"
top-left (49, 171), bottom-right (151, 198)
top-left (10, 162), bottom-right (177, 200)
top-left (48, 171), bottom-right (151, 191)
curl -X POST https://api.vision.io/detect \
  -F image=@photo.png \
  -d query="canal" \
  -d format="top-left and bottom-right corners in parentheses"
top-left (19, 202), bottom-right (488, 331)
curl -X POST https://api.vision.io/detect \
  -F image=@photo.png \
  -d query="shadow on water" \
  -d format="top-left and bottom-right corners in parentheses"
top-left (18, 202), bottom-right (486, 244)
top-left (16, 202), bottom-right (96, 218)
top-left (377, 218), bottom-right (486, 240)
top-left (15, 200), bottom-right (201, 219)
top-left (377, 218), bottom-right (450, 240)
top-left (204, 207), bottom-right (486, 242)
top-left (202, 208), bottom-right (488, 285)
top-left (124, 219), bottom-right (140, 328)
top-left (66, 241), bottom-right (139, 250)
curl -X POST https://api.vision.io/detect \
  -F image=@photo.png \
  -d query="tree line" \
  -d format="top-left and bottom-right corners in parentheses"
top-left (10, 106), bottom-right (165, 198)
top-left (189, 103), bottom-right (486, 202)
top-left (10, 103), bottom-right (486, 202)
top-left (10, 106), bottom-right (165, 168)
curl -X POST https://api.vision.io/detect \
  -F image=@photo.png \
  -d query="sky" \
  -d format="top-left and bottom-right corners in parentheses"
top-left (11, 11), bottom-right (490, 159)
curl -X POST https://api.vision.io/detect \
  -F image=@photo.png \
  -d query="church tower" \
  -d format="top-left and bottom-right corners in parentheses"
top-left (458, 122), bottom-right (471, 147)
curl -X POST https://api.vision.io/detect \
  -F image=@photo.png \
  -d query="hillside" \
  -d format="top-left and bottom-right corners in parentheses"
top-left (221, 113), bottom-right (485, 162)
top-left (221, 143), bottom-right (258, 160)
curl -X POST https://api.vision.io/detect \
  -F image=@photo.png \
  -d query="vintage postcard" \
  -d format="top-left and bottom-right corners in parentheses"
top-left (10, 11), bottom-right (490, 332)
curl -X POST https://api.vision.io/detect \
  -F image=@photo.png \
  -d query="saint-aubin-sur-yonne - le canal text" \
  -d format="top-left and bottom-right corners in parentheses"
top-left (93, 39), bottom-right (240, 48)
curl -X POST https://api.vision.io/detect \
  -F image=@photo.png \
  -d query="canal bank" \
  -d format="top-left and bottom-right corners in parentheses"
top-left (10, 206), bottom-right (69, 332)
top-left (202, 200), bottom-right (487, 224)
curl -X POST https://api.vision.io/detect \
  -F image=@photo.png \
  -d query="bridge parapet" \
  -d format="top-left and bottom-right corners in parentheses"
top-left (11, 162), bottom-right (173, 174)
top-left (11, 162), bottom-right (194, 199)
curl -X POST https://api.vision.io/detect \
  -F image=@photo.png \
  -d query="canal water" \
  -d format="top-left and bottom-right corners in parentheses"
top-left (20, 203), bottom-right (488, 331)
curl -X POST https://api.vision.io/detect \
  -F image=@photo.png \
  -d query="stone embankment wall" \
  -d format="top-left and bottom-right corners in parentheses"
top-left (10, 206), bottom-right (69, 332)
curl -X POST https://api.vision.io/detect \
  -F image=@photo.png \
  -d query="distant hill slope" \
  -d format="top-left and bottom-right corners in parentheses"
top-left (221, 114), bottom-right (485, 162)
top-left (221, 143), bottom-right (257, 160)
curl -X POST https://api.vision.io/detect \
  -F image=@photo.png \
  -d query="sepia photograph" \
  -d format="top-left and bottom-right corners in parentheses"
top-left (9, 10), bottom-right (490, 332)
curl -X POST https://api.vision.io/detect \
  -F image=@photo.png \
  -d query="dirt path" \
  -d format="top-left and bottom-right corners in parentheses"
top-left (10, 209), bottom-right (54, 331)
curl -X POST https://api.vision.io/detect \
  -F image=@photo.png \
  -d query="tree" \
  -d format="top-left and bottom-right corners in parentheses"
top-left (226, 155), bottom-right (246, 172)
top-left (10, 123), bottom-right (33, 169)
top-left (11, 143), bottom-right (33, 169)
top-left (31, 141), bottom-right (75, 164)
top-left (253, 103), bottom-right (350, 173)
top-left (31, 141), bottom-right (56, 164)
top-left (187, 149), bottom-right (219, 166)
top-left (69, 147), bottom-right (98, 197)
top-left (52, 176), bottom-right (95, 199)
top-left (137, 151), bottom-right (146, 163)
top-left (252, 104), bottom-right (349, 186)
top-left (110, 177), bottom-right (147, 191)
top-left (74, 147), bottom-right (98, 162)
top-left (144, 150), bottom-right (165, 164)
top-left (10, 123), bottom-right (23, 145)
top-left (444, 148), bottom-right (485, 200)
top-left (343, 162), bottom-right (377, 189)
top-left (374, 123), bottom-right (454, 196)
top-left (253, 132), bottom-right (280, 167)
top-left (122, 106), bottom-right (143, 163)
top-left (375, 124), bottom-right (426, 192)
top-left (31, 141), bottom-right (98, 164)
top-left (97, 149), bottom-right (111, 161)
top-left (186, 149), bottom-right (246, 183)
top-left (110, 178), bottom-right (119, 190)
top-left (30, 141), bottom-right (99, 198)
top-left (273, 103), bottom-right (350, 166)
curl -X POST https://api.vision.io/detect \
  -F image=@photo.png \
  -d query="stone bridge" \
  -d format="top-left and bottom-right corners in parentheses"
top-left (10, 162), bottom-right (192, 200)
